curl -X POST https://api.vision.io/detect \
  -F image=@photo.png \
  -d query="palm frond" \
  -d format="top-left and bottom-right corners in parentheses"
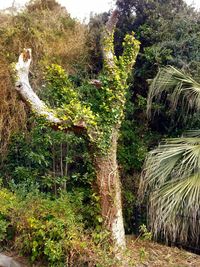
top-left (139, 137), bottom-right (200, 196)
top-left (142, 65), bottom-right (200, 247)
top-left (149, 174), bottom-right (200, 245)
top-left (147, 66), bottom-right (200, 117)
top-left (183, 129), bottom-right (200, 137)
top-left (140, 136), bottom-right (200, 245)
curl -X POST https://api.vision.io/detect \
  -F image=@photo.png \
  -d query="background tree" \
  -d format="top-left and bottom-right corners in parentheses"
top-left (115, 0), bottom-right (200, 134)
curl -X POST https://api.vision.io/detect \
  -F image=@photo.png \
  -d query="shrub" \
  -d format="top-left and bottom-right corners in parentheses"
top-left (0, 189), bottom-right (80, 263)
top-left (0, 189), bottom-right (123, 266)
top-left (0, 217), bottom-right (9, 242)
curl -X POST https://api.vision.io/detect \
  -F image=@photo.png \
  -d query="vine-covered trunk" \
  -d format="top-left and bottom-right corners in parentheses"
top-left (15, 9), bottom-right (140, 251)
top-left (94, 130), bottom-right (126, 248)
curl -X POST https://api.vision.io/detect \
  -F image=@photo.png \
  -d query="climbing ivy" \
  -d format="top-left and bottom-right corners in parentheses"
top-left (41, 30), bottom-right (140, 154)
top-left (94, 31), bottom-right (140, 151)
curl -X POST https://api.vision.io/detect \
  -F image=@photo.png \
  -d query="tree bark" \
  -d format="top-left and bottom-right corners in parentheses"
top-left (94, 129), bottom-right (126, 248)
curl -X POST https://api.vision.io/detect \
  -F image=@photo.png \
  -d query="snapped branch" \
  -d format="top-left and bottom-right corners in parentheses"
top-left (15, 49), bottom-right (87, 134)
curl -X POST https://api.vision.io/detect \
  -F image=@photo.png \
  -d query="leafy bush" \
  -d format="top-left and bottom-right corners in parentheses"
top-left (0, 188), bottom-right (122, 266)
top-left (1, 119), bottom-right (95, 195)
top-left (0, 190), bottom-right (84, 264)
top-left (0, 217), bottom-right (9, 242)
top-left (0, 188), bottom-right (18, 243)
top-left (14, 194), bottom-right (82, 264)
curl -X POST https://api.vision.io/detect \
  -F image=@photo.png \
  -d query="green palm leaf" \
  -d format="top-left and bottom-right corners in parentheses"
top-left (149, 174), bottom-right (200, 245)
top-left (140, 137), bottom-right (200, 194)
top-left (141, 138), bottom-right (200, 245)
top-left (147, 66), bottom-right (200, 117)
top-left (141, 65), bottom-right (200, 246)
top-left (183, 129), bottom-right (200, 137)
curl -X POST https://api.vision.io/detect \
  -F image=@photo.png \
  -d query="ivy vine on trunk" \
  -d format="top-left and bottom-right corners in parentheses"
top-left (14, 9), bottom-right (140, 249)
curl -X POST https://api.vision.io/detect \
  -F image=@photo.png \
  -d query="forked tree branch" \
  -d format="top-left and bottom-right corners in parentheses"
top-left (103, 9), bottom-right (119, 70)
top-left (15, 9), bottom-right (120, 133)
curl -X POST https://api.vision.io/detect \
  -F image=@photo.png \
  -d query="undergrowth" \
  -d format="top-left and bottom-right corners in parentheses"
top-left (0, 187), bottom-right (128, 266)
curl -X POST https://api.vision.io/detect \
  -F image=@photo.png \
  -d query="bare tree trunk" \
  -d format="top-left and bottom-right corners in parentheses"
top-left (94, 130), bottom-right (126, 249)
top-left (52, 144), bottom-right (57, 195)
top-left (63, 142), bottom-right (69, 191)
top-left (60, 143), bottom-right (64, 177)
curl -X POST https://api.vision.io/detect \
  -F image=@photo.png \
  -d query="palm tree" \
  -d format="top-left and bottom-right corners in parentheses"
top-left (140, 66), bottom-right (200, 246)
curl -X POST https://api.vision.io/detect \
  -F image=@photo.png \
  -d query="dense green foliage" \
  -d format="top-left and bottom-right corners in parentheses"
top-left (113, 0), bottom-right (200, 236)
top-left (1, 0), bottom-right (200, 263)
top-left (0, 188), bottom-right (124, 266)
top-left (116, 0), bottom-right (200, 132)
top-left (0, 0), bottom-right (141, 263)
